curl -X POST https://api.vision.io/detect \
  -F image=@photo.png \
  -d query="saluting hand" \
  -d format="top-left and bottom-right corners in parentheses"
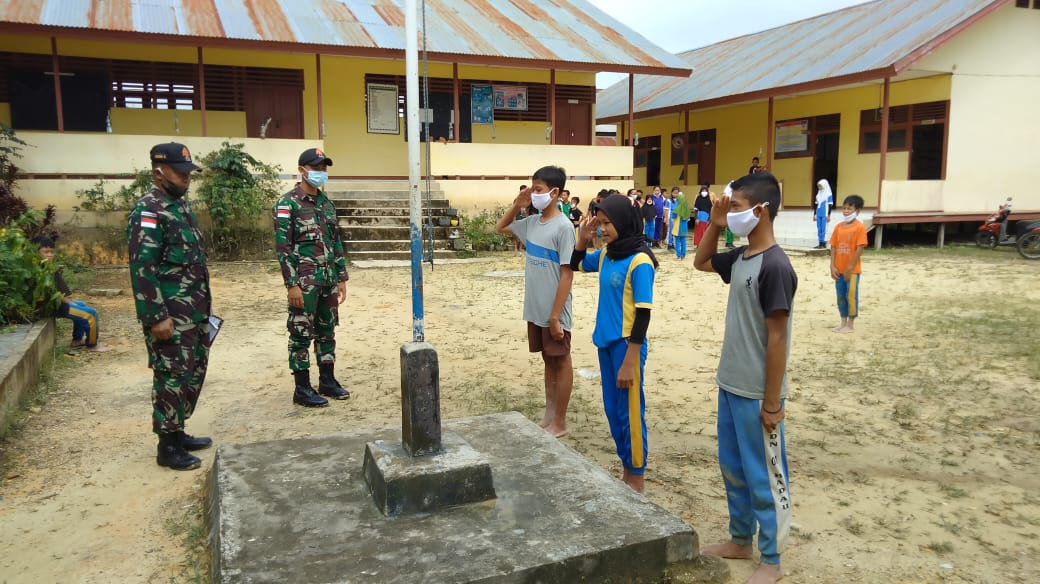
top-left (709, 192), bottom-right (730, 228)
top-left (577, 213), bottom-right (598, 245)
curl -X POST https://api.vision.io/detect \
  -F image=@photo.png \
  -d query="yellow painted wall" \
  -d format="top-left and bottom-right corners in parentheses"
top-left (0, 103), bottom-right (9, 126)
top-left (108, 109), bottom-right (246, 136)
top-left (445, 179), bottom-right (631, 212)
top-left (913, 3), bottom-right (1040, 213)
top-left (626, 77), bottom-right (951, 208)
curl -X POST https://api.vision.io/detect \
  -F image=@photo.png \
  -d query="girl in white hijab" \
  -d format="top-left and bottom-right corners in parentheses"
top-left (814, 179), bottom-right (833, 248)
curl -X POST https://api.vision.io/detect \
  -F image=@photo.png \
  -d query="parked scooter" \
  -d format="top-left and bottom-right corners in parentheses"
top-left (1017, 221), bottom-right (1040, 260)
top-left (975, 198), bottom-right (1014, 249)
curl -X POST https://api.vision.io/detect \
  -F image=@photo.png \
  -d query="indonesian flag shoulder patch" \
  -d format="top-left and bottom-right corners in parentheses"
top-left (140, 211), bottom-right (158, 229)
top-left (276, 205), bottom-right (291, 219)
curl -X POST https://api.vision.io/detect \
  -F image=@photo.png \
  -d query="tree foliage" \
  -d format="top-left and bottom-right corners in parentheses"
top-left (0, 214), bottom-right (62, 326)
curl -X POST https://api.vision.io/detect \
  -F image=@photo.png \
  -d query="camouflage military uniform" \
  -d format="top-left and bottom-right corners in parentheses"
top-left (128, 188), bottom-right (212, 434)
top-left (274, 184), bottom-right (348, 372)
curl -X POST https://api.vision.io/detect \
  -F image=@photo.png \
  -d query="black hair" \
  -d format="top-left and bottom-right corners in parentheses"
top-left (671, 186), bottom-right (680, 192)
top-left (730, 172), bottom-right (782, 221)
top-left (701, 183), bottom-right (710, 190)
top-left (752, 156), bottom-right (760, 162)
top-left (31, 235), bottom-right (55, 248)
top-left (571, 196), bottom-right (580, 203)
top-left (843, 195), bottom-right (864, 210)
top-left (532, 166), bottom-right (566, 191)
top-left (597, 189), bottom-right (610, 198)
top-left (519, 184), bottom-right (527, 191)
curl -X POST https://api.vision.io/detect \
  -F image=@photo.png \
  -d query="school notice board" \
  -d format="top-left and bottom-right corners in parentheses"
top-left (367, 83), bottom-right (399, 134)
top-left (471, 84), bottom-right (494, 124)
top-left (774, 119), bottom-right (808, 153)
top-left (493, 85), bottom-right (527, 111)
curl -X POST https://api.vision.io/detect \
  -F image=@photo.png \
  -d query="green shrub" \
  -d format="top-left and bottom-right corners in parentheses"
top-left (461, 206), bottom-right (513, 251)
top-left (74, 170), bottom-right (152, 214)
top-left (194, 142), bottom-right (281, 255)
top-left (0, 217), bottom-right (61, 326)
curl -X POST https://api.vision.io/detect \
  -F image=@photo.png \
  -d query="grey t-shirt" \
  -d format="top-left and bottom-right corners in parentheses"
top-left (510, 212), bottom-right (576, 330)
top-left (711, 245), bottom-right (798, 400)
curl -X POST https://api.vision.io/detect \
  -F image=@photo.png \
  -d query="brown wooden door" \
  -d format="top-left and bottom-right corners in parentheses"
top-left (697, 135), bottom-right (716, 185)
top-left (555, 101), bottom-right (591, 145)
top-left (246, 86), bottom-right (303, 139)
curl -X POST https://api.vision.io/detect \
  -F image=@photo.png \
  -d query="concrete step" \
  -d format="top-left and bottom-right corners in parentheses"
top-left (325, 180), bottom-right (439, 191)
top-left (343, 226), bottom-right (456, 240)
top-left (339, 215), bottom-right (454, 227)
top-left (326, 190), bottom-right (448, 200)
top-left (333, 199), bottom-right (452, 210)
top-left (346, 249), bottom-right (462, 261)
top-left (346, 239), bottom-right (458, 252)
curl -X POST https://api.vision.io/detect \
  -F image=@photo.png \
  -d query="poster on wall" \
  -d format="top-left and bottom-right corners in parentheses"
top-left (493, 85), bottom-right (528, 110)
top-left (774, 119), bottom-right (809, 153)
top-left (366, 83), bottom-right (400, 134)
top-left (471, 84), bottom-right (494, 124)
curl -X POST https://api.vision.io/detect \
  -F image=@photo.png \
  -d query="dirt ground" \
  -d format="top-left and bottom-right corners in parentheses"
top-left (1, 246), bottom-right (1038, 584)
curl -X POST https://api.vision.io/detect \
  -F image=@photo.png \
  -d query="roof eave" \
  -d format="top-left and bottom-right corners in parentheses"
top-left (0, 22), bottom-right (691, 77)
top-left (892, 0), bottom-right (1009, 73)
top-left (596, 66), bottom-right (897, 124)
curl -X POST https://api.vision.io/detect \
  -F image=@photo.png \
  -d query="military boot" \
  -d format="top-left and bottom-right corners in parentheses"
top-left (318, 364), bottom-right (351, 400)
top-left (177, 430), bottom-right (213, 451)
top-left (292, 370), bottom-right (329, 407)
top-left (157, 432), bottom-right (202, 470)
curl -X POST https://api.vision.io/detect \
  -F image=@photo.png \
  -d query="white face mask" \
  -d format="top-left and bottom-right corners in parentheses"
top-left (727, 203), bottom-right (767, 237)
top-left (843, 211), bottom-right (858, 223)
top-left (531, 189), bottom-right (556, 211)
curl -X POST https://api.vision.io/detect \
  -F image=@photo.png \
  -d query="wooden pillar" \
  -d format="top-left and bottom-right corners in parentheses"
top-left (315, 54), bottom-right (324, 138)
top-left (682, 110), bottom-right (690, 185)
top-left (50, 37), bottom-right (64, 133)
top-left (766, 96), bottom-right (774, 170)
top-left (878, 77), bottom-right (891, 208)
top-left (874, 224), bottom-right (884, 250)
top-left (627, 74), bottom-right (635, 147)
top-left (937, 222), bottom-right (945, 249)
top-left (198, 47), bottom-right (207, 136)
top-left (452, 63), bottom-right (460, 142)
top-left (549, 69), bottom-right (557, 144)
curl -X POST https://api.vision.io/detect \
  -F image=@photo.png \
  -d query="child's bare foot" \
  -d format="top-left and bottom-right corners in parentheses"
top-left (745, 562), bottom-right (783, 584)
top-left (543, 425), bottom-right (568, 438)
top-left (87, 344), bottom-right (112, 353)
top-left (69, 340), bottom-right (86, 349)
top-left (831, 325), bottom-right (845, 332)
top-left (700, 541), bottom-right (753, 559)
top-left (835, 326), bottom-right (854, 334)
top-left (621, 469), bottom-right (645, 493)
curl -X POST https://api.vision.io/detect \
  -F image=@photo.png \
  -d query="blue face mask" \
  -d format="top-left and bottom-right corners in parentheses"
top-left (304, 170), bottom-right (328, 188)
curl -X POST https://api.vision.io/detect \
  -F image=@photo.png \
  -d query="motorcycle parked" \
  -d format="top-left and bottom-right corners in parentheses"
top-left (1017, 221), bottom-right (1040, 260)
top-left (975, 198), bottom-right (1015, 249)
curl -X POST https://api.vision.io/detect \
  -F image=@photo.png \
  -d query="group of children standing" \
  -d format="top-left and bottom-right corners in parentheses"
top-left (500, 166), bottom-right (869, 584)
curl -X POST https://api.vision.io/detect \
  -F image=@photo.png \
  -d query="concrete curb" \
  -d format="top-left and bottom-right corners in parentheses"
top-left (0, 320), bottom-right (56, 439)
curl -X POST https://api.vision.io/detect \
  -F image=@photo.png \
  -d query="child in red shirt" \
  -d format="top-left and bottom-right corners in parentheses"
top-left (829, 195), bottom-right (868, 333)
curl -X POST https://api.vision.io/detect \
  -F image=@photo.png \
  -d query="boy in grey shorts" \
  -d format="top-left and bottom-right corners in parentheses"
top-left (496, 165), bottom-right (575, 438)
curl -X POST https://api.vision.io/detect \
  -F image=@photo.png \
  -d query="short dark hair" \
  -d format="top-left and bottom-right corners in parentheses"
top-left (671, 186), bottom-right (680, 192)
top-left (571, 196), bottom-right (580, 204)
top-left (31, 235), bottom-right (55, 248)
top-left (730, 172), bottom-right (782, 220)
top-left (752, 157), bottom-right (760, 162)
top-left (519, 184), bottom-right (527, 191)
top-left (532, 166), bottom-right (566, 191)
top-left (561, 189), bottom-right (570, 196)
top-left (843, 195), bottom-right (864, 209)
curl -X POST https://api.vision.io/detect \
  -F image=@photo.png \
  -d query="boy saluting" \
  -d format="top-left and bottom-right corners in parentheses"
top-left (694, 172), bottom-right (797, 584)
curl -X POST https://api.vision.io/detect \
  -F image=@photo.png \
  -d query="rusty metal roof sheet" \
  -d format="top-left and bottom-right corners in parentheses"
top-left (0, 0), bottom-right (690, 75)
top-left (596, 0), bottom-right (1005, 121)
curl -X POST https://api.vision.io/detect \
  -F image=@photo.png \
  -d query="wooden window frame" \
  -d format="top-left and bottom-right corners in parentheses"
top-left (773, 114), bottom-right (840, 159)
top-left (670, 128), bottom-right (716, 166)
top-left (859, 101), bottom-right (948, 154)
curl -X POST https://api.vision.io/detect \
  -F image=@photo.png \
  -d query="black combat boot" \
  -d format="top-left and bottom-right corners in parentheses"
top-left (292, 369), bottom-right (329, 407)
top-left (177, 430), bottom-right (213, 451)
top-left (157, 432), bottom-right (202, 470)
top-left (318, 364), bottom-right (350, 400)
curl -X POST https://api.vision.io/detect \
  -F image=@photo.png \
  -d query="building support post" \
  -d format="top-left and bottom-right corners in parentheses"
top-left (50, 37), bottom-right (64, 133)
top-left (549, 69), bottom-right (556, 144)
top-left (452, 63), bottom-right (460, 142)
top-left (766, 96), bottom-right (774, 172)
top-left (937, 222), bottom-right (945, 249)
top-left (315, 54), bottom-right (325, 139)
top-left (878, 77), bottom-right (891, 210)
top-left (683, 110), bottom-right (690, 185)
top-left (198, 47), bottom-right (208, 136)
top-left (627, 74), bottom-right (634, 147)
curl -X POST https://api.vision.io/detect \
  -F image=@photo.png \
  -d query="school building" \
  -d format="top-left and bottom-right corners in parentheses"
top-left (0, 0), bottom-right (689, 216)
top-left (596, 0), bottom-right (1040, 246)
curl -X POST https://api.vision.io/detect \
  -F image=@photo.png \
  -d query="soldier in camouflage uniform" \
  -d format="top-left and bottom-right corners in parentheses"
top-left (274, 148), bottom-right (350, 407)
top-left (127, 142), bottom-right (214, 471)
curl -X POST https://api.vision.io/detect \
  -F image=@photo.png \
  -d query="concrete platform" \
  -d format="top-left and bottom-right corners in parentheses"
top-left (0, 319), bottom-right (55, 438)
top-left (208, 412), bottom-right (700, 584)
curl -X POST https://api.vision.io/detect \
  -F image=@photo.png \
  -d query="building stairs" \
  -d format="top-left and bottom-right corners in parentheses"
top-left (326, 180), bottom-right (462, 262)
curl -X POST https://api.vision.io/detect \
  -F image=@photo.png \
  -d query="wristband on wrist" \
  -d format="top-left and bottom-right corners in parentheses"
top-left (762, 403), bottom-right (783, 414)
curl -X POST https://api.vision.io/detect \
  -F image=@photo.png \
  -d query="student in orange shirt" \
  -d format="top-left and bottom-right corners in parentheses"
top-left (829, 195), bottom-right (868, 334)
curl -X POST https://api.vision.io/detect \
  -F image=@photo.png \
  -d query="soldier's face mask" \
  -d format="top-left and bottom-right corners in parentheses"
top-left (157, 167), bottom-right (189, 198)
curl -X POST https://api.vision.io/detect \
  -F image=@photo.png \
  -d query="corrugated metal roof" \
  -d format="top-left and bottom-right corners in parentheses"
top-left (596, 0), bottom-right (1004, 120)
top-left (0, 0), bottom-right (690, 75)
